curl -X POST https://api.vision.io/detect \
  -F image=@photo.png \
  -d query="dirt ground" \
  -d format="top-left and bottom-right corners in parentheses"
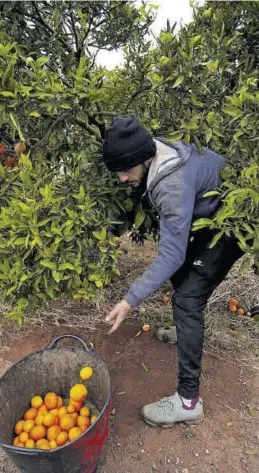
top-left (0, 321), bottom-right (259, 473)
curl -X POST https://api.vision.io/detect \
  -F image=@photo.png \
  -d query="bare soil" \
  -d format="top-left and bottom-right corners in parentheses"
top-left (0, 322), bottom-right (259, 473)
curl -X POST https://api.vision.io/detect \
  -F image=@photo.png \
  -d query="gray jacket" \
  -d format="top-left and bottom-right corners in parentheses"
top-left (124, 138), bottom-right (225, 307)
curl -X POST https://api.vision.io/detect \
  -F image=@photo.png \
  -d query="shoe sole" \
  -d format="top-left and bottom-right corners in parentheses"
top-left (143, 413), bottom-right (205, 429)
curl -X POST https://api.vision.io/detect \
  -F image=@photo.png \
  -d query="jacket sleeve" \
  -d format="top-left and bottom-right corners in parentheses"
top-left (124, 177), bottom-right (196, 307)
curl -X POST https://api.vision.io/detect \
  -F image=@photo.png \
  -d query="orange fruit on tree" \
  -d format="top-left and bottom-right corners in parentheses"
top-left (91, 415), bottom-right (98, 424)
top-left (14, 142), bottom-right (26, 154)
top-left (162, 296), bottom-right (169, 304)
top-left (13, 436), bottom-right (21, 447)
top-left (229, 298), bottom-right (238, 307)
top-left (70, 384), bottom-right (88, 402)
top-left (36, 439), bottom-right (50, 450)
top-left (238, 308), bottom-right (245, 316)
top-left (35, 415), bottom-right (44, 426)
top-left (49, 440), bottom-right (58, 449)
top-left (23, 420), bottom-right (35, 433)
top-left (80, 406), bottom-right (90, 417)
top-left (59, 414), bottom-right (76, 432)
top-left (0, 143), bottom-right (7, 155)
top-left (77, 416), bottom-right (91, 430)
top-left (44, 392), bottom-right (58, 410)
top-left (57, 396), bottom-right (64, 408)
top-left (58, 406), bottom-right (68, 418)
top-left (79, 366), bottom-right (93, 381)
top-left (31, 396), bottom-right (43, 409)
top-left (229, 305), bottom-right (237, 312)
top-left (67, 404), bottom-right (76, 414)
top-left (56, 431), bottom-right (68, 447)
top-left (25, 439), bottom-right (35, 449)
top-left (50, 408), bottom-right (58, 416)
top-left (68, 399), bottom-right (82, 412)
top-left (19, 432), bottom-right (29, 443)
top-left (68, 427), bottom-right (82, 442)
top-left (43, 413), bottom-right (56, 428)
top-left (29, 425), bottom-right (47, 441)
top-left (15, 420), bottom-right (25, 436)
top-left (47, 425), bottom-right (61, 442)
top-left (24, 408), bottom-right (38, 421)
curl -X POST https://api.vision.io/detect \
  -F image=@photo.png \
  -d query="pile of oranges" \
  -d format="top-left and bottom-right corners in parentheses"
top-left (12, 366), bottom-right (98, 450)
top-left (228, 298), bottom-right (246, 316)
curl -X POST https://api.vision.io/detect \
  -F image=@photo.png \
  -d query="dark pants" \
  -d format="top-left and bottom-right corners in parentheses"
top-left (170, 230), bottom-right (243, 399)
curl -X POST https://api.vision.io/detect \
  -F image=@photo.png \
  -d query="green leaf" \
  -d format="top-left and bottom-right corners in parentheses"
top-left (209, 231), bottom-right (224, 248)
top-left (29, 111), bottom-right (41, 117)
top-left (59, 263), bottom-right (75, 271)
top-left (40, 260), bottom-right (57, 270)
top-left (193, 218), bottom-right (214, 227)
top-left (205, 128), bottom-right (212, 143)
top-left (202, 191), bottom-right (220, 198)
top-left (95, 280), bottom-right (103, 288)
top-left (135, 210), bottom-right (145, 229)
top-left (172, 75), bottom-right (184, 88)
top-left (0, 91), bottom-right (16, 97)
top-left (52, 271), bottom-right (63, 283)
top-left (222, 105), bottom-right (243, 118)
top-left (168, 131), bottom-right (184, 142)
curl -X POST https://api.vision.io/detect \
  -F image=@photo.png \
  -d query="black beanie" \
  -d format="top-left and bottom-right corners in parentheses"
top-left (103, 114), bottom-right (156, 172)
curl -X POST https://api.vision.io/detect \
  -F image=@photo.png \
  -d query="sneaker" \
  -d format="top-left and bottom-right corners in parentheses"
top-left (141, 392), bottom-right (204, 428)
top-left (155, 326), bottom-right (177, 344)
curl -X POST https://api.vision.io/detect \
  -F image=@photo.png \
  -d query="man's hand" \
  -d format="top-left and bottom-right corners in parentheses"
top-left (105, 299), bottom-right (131, 334)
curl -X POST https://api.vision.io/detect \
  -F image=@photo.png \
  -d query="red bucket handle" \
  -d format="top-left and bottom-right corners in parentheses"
top-left (47, 335), bottom-right (90, 352)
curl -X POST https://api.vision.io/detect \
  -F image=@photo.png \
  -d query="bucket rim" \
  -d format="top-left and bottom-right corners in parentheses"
top-left (0, 336), bottom-right (112, 453)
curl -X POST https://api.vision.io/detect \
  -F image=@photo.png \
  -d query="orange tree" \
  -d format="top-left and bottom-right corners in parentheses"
top-left (0, 1), bottom-right (155, 321)
top-left (107, 1), bottom-right (259, 269)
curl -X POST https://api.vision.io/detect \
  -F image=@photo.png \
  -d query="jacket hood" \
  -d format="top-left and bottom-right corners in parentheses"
top-left (147, 138), bottom-right (192, 192)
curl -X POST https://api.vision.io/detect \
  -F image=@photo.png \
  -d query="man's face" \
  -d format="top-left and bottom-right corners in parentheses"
top-left (118, 163), bottom-right (147, 188)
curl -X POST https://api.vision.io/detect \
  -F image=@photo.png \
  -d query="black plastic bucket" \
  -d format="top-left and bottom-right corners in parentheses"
top-left (0, 335), bottom-right (112, 473)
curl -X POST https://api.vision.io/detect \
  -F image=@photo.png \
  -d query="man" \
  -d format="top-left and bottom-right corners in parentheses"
top-left (102, 114), bottom-right (242, 428)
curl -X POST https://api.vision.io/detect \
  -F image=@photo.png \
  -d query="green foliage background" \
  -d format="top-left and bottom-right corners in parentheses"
top-left (0, 1), bottom-right (258, 321)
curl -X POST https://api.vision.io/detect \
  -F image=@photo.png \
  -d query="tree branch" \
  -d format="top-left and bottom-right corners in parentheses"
top-left (74, 117), bottom-right (102, 141)
top-left (31, 112), bottom-right (70, 150)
